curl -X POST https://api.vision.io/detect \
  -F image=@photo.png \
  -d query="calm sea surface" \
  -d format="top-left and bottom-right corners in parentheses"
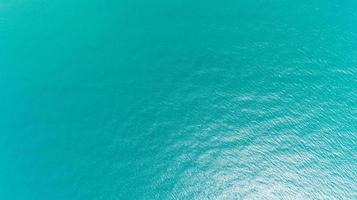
top-left (0, 0), bottom-right (356, 199)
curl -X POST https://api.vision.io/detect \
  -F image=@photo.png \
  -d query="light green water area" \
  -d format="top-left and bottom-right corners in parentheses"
top-left (0, 0), bottom-right (356, 199)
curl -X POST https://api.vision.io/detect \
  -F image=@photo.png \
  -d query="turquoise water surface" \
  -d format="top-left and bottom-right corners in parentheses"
top-left (1, 0), bottom-right (356, 199)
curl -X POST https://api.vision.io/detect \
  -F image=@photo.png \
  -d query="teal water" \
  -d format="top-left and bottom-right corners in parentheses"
top-left (1, 0), bottom-right (356, 199)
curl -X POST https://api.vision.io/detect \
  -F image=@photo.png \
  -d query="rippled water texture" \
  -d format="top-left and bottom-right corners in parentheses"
top-left (1, 0), bottom-right (356, 199)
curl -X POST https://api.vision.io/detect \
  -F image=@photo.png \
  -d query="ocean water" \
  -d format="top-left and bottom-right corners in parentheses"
top-left (0, 0), bottom-right (356, 199)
